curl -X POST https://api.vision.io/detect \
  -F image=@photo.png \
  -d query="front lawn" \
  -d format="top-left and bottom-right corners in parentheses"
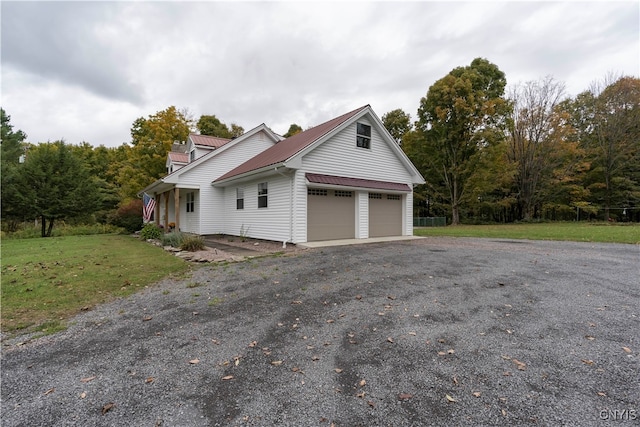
top-left (1, 234), bottom-right (190, 336)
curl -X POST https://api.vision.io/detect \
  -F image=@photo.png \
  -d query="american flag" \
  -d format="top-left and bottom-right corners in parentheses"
top-left (143, 193), bottom-right (156, 222)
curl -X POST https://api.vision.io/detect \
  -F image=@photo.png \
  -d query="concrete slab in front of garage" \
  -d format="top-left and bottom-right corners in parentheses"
top-left (297, 235), bottom-right (423, 248)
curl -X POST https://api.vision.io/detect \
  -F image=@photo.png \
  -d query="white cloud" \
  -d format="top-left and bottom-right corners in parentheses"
top-left (1, 1), bottom-right (638, 147)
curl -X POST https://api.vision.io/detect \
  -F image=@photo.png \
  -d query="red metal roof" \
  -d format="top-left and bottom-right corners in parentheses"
top-left (215, 105), bottom-right (369, 182)
top-left (306, 173), bottom-right (411, 192)
top-left (168, 152), bottom-right (189, 163)
top-left (190, 133), bottom-right (232, 148)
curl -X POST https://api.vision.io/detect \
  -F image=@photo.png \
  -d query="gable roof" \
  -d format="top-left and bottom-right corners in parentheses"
top-left (215, 105), bottom-right (369, 182)
top-left (189, 133), bottom-right (232, 148)
top-left (168, 152), bottom-right (189, 163)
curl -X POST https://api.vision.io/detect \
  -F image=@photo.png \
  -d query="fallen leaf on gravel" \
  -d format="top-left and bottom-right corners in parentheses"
top-left (102, 403), bottom-right (115, 415)
top-left (501, 409), bottom-right (507, 417)
top-left (312, 356), bottom-right (320, 361)
top-left (355, 295), bottom-right (362, 300)
top-left (222, 375), bottom-right (234, 381)
top-left (271, 360), bottom-right (283, 366)
top-left (291, 367), bottom-right (304, 374)
top-left (306, 345), bottom-right (314, 350)
top-left (359, 379), bottom-right (366, 387)
top-left (408, 331), bottom-right (416, 336)
top-left (248, 341), bottom-right (257, 348)
top-left (585, 335), bottom-right (595, 340)
top-left (447, 349), bottom-right (455, 354)
top-left (437, 351), bottom-right (446, 356)
top-left (438, 338), bottom-right (446, 343)
top-left (512, 359), bottom-right (527, 370)
top-left (387, 295), bottom-right (396, 300)
top-left (44, 387), bottom-right (55, 395)
top-left (472, 392), bottom-right (481, 397)
top-left (356, 391), bottom-right (366, 398)
top-left (80, 376), bottom-right (96, 383)
top-left (597, 392), bottom-right (607, 396)
top-left (334, 368), bottom-right (343, 373)
top-left (189, 359), bottom-right (200, 364)
top-left (503, 371), bottom-right (512, 376)
top-left (387, 337), bottom-right (394, 343)
top-left (445, 394), bottom-right (457, 403)
top-left (326, 319), bottom-right (335, 323)
top-left (398, 393), bottom-right (413, 400)
top-left (622, 346), bottom-right (632, 353)
top-left (452, 376), bottom-right (458, 385)
top-left (142, 316), bottom-right (152, 321)
top-left (146, 377), bottom-right (154, 383)
top-left (581, 359), bottom-right (594, 365)
top-left (501, 355), bottom-right (511, 360)
top-left (367, 400), bottom-right (375, 408)
top-left (80, 392), bottom-right (86, 399)
top-left (291, 300), bottom-right (302, 305)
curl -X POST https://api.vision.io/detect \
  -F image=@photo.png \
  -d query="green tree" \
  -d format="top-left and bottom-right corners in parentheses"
top-left (414, 57), bottom-right (509, 225)
top-left (382, 109), bottom-right (412, 144)
top-left (196, 114), bottom-right (243, 138)
top-left (283, 124), bottom-right (303, 138)
top-left (12, 141), bottom-right (100, 236)
top-left (1, 109), bottom-right (28, 230)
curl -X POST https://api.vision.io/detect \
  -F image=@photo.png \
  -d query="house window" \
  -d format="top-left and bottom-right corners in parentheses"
top-left (335, 190), bottom-right (353, 198)
top-left (387, 194), bottom-right (401, 200)
top-left (236, 187), bottom-right (244, 210)
top-left (258, 182), bottom-right (268, 208)
top-left (369, 193), bottom-right (382, 199)
top-left (356, 122), bottom-right (371, 149)
top-left (186, 192), bottom-right (195, 213)
top-left (308, 188), bottom-right (328, 196)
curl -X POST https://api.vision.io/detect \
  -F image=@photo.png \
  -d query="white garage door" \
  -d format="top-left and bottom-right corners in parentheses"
top-left (307, 188), bottom-right (355, 241)
top-left (369, 193), bottom-right (403, 237)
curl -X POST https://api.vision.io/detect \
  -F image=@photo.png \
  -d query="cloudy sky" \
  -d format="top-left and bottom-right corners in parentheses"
top-left (2, 1), bottom-right (638, 148)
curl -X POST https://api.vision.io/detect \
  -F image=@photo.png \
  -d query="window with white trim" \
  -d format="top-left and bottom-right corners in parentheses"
top-left (356, 122), bottom-right (371, 149)
top-left (258, 182), bottom-right (268, 208)
top-left (236, 187), bottom-right (244, 210)
top-left (186, 192), bottom-right (195, 213)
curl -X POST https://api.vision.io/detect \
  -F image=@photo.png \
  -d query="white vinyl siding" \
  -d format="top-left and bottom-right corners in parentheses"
top-left (222, 174), bottom-right (293, 243)
top-left (301, 120), bottom-right (413, 184)
top-left (176, 130), bottom-right (277, 235)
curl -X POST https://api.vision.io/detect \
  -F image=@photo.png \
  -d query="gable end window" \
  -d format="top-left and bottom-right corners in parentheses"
top-left (258, 182), bottom-right (268, 208)
top-left (186, 192), bottom-right (195, 213)
top-left (236, 188), bottom-right (244, 210)
top-left (356, 122), bottom-right (371, 149)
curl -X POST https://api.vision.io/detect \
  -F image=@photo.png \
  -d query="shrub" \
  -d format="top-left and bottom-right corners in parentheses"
top-left (109, 199), bottom-right (143, 233)
top-left (140, 223), bottom-right (162, 240)
top-left (161, 231), bottom-right (185, 247)
top-left (180, 235), bottom-right (205, 251)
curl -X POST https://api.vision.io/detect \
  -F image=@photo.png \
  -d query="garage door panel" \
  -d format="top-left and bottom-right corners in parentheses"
top-left (369, 193), bottom-right (402, 237)
top-left (307, 189), bottom-right (355, 241)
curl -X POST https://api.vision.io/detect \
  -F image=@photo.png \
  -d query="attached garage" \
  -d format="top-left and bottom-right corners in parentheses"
top-left (307, 188), bottom-right (355, 241)
top-left (369, 193), bottom-right (403, 237)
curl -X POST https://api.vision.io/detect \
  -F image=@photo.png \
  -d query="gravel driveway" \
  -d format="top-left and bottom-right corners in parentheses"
top-left (2, 237), bottom-right (639, 426)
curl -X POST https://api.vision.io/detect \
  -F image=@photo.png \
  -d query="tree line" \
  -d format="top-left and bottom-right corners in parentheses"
top-left (386, 59), bottom-right (639, 224)
top-left (2, 58), bottom-right (638, 236)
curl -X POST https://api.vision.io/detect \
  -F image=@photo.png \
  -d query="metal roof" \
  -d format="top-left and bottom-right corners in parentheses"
top-left (306, 173), bottom-right (411, 192)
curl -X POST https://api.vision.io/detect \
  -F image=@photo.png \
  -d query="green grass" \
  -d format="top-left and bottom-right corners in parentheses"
top-left (414, 222), bottom-right (640, 244)
top-left (1, 234), bottom-right (190, 335)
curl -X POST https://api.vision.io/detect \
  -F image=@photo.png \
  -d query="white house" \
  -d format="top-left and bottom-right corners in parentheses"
top-left (140, 105), bottom-right (425, 244)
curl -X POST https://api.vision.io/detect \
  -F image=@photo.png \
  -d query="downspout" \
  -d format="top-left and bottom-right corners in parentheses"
top-left (274, 165), bottom-right (293, 247)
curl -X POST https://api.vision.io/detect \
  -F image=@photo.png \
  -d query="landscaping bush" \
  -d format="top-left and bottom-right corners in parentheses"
top-left (140, 223), bottom-right (162, 240)
top-left (161, 231), bottom-right (185, 247)
top-left (180, 234), bottom-right (205, 251)
top-left (109, 199), bottom-right (143, 233)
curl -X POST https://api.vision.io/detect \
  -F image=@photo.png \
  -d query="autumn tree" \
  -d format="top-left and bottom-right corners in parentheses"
top-left (283, 124), bottom-right (303, 138)
top-left (505, 76), bottom-right (581, 220)
top-left (414, 58), bottom-right (509, 225)
top-left (382, 109), bottom-right (412, 144)
top-left (117, 106), bottom-right (192, 200)
top-left (584, 76), bottom-right (640, 220)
